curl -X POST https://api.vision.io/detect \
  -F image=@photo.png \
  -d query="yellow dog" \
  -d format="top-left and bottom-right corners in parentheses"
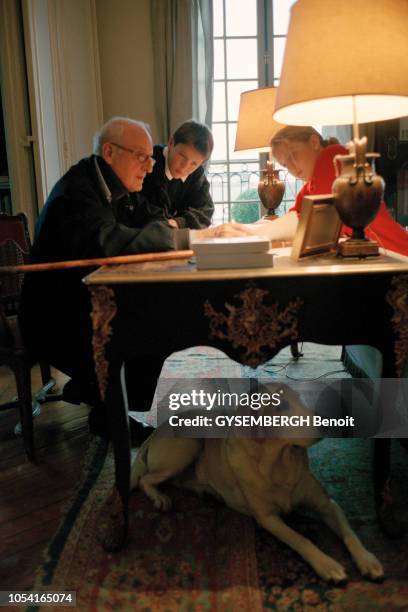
top-left (130, 383), bottom-right (383, 582)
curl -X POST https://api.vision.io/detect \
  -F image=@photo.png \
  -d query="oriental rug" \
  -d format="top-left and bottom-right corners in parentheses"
top-left (30, 346), bottom-right (408, 611)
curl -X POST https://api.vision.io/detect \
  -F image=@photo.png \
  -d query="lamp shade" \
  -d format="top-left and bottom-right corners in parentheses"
top-left (274, 0), bottom-right (408, 126)
top-left (234, 87), bottom-right (286, 152)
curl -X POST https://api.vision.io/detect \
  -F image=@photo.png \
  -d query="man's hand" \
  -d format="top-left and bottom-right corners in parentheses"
top-left (193, 223), bottom-right (256, 240)
top-left (168, 218), bottom-right (179, 228)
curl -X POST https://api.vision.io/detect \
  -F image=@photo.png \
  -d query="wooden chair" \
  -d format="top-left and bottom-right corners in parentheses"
top-left (0, 212), bottom-right (61, 460)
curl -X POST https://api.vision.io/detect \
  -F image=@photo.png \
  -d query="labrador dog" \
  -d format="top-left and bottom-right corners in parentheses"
top-left (130, 384), bottom-right (383, 582)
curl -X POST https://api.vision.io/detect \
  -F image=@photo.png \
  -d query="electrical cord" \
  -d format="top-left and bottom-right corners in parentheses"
top-left (244, 343), bottom-right (348, 381)
top-left (284, 367), bottom-right (348, 382)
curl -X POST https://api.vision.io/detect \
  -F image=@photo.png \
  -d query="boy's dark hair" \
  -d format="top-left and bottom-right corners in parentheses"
top-left (172, 120), bottom-right (214, 157)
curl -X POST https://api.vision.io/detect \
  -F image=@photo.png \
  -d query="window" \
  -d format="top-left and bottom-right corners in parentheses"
top-left (209, 0), bottom-right (301, 224)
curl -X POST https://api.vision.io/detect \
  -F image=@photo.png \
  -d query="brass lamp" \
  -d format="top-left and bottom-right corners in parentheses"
top-left (273, 0), bottom-right (408, 257)
top-left (235, 87), bottom-right (286, 219)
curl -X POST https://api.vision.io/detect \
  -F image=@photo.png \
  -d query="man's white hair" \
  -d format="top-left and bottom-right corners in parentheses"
top-left (93, 117), bottom-right (151, 155)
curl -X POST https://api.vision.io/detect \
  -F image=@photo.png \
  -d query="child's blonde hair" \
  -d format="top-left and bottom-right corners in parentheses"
top-left (271, 126), bottom-right (339, 151)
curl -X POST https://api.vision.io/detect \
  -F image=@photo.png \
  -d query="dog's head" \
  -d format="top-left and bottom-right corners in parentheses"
top-left (242, 382), bottom-right (321, 447)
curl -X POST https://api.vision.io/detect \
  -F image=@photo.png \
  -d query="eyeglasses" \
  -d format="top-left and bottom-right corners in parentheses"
top-left (110, 142), bottom-right (156, 166)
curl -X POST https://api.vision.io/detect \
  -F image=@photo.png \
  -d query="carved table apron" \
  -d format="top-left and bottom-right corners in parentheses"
top-left (84, 251), bottom-right (408, 550)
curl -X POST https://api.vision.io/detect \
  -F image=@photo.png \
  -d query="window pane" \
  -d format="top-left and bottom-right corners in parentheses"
top-left (229, 123), bottom-right (259, 161)
top-left (230, 161), bottom-right (262, 222)
top-left (230, 165), bottom-right (261, 193)
top-left (225, 0), bottom-right (257, 36)
top-left (214, 39), bottom-right (225, 79)
top-left (273, 0), bottom-right (297, 35)
top-left (213, 82), bottom-right (226, 121)
top-left (208, 165), bottom-right (228, 204)
top-left (227, 80), bottom-right (257, 122)
top-left (226, 39), bottom-right (257, 79)
top-left (213, 203), bottom-right (230, 225)
top-left (213, 0), bottom-right (224, 37)
top-left (230, 171), bottom-right (245, 201)
top-left (212, 123), bottom-right (227, 161)
top-left (273, 37), bottom-right (286, 79)
top-left (227, 161), bottom-right (260, 171)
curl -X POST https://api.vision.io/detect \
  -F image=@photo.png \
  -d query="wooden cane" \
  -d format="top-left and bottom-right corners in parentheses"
top-left (0, 250), bottom-right (194, 274)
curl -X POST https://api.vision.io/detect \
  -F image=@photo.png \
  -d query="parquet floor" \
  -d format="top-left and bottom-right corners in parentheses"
top-left (0, 365), bottom-right (89, 591)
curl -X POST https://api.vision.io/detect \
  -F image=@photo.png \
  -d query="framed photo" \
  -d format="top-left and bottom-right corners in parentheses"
top-left (291, 195), bottom-right (341, 261)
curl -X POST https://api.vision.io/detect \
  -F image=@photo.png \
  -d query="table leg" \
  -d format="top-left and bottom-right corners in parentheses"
top-left (101, 361), bottom-right (131, 552)
top-left (89, 285), bottom-right (130, 550)
top-left (373, 375), bottom-right (405, 539)
top-left (375, 273), bottom-right (408, 537)
top-left (373, 438), bottom-right (404, 538)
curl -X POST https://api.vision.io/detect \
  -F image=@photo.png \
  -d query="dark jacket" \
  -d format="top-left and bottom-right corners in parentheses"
top-left (32, 155), bottom-right (179, 262)
top-left (20, 155), bottom-right (187, 380)
top-left (140, 145), bottom-right (214, 229)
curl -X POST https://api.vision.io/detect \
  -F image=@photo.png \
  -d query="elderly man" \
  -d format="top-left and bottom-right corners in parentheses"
top-left (20, 117), bottom-right (250, 439)
top-left (140, 119), bottom-right (214, 229)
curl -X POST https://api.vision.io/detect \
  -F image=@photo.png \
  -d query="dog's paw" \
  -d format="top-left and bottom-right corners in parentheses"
top-left (312, 554), bottom-right (347, 583)
top-left (355, 551), bottom-right (384, 581)
top-left (152, 492), bottom-right (172, 511)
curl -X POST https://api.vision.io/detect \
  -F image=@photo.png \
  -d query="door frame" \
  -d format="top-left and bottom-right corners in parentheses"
top-left (0, 0), bottom-right (38, 235)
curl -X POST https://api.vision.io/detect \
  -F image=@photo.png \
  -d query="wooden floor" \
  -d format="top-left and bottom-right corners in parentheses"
top-left (0, 365), bottom-right (89, 591)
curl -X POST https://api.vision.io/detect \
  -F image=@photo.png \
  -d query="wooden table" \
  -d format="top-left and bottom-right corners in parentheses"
top-left (84, 249), bottom-right (408, 549)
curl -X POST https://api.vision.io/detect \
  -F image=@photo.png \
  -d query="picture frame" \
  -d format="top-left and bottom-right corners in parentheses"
top-left (291, 194), bottom-right (341, 261)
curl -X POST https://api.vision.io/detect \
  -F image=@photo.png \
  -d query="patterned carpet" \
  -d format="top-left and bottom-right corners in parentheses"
top-left (30, 345), bottom-right (408, 611)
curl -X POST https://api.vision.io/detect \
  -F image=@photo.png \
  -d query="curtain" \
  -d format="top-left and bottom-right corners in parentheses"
top-left (151, 0), bottom-right (213, 143)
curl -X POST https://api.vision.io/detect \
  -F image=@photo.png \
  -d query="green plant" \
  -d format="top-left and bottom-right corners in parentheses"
top-left (231, 188), bottom-right (261, 224)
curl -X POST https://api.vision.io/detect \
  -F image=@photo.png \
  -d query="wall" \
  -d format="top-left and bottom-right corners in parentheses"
top-left (95, 0), bottom-right (159, 140)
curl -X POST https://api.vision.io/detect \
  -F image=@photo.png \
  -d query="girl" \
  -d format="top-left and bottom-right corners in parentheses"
top-left (254, 125), bottom-right (408, 255)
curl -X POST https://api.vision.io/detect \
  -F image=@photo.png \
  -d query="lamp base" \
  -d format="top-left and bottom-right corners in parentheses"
top-left (263, 212), bottom-right (278, 221)
top-left (337, 238), bottom-right (379, 258)
top-left (258, 161), bottom-right (284, 219)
